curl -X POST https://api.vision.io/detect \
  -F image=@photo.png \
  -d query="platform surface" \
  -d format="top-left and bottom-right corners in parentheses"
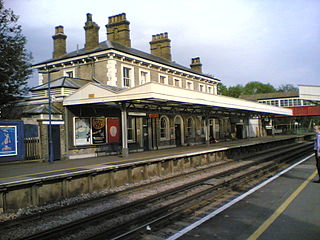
top-left (171, 154), bottom-right (319, 240)
top-left (0, 135), bottom-right (306, 186)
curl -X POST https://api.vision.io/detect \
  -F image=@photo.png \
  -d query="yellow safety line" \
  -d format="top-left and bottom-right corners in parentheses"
top-left (247, 169), bottom-right (318, 240)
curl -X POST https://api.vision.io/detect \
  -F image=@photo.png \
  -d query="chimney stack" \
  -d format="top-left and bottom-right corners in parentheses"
top-left (106, 13), bottom-right (131, 48)
top-left (52, 25), bottom-right (67, 59)
top-left (84, 13), bottom-right (100, 50)
top-left (149, 32), bottom-right (172, 61)
top-left (190, 57), bottom-right (202, 73)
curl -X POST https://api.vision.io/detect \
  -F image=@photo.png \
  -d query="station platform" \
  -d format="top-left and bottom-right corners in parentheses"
top-left (168, 153), bottom-right (319, 240)
top-left (0, 135), bottom-right (305, 185)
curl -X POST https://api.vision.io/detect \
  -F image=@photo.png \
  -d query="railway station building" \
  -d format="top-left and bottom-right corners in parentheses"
top-left (25, 13), bottom-right (291, 161)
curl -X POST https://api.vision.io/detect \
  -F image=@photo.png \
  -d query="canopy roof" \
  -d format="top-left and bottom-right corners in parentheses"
top-left (63, 82), bottom-right (292, 116)
top-left (30, 77), bottom-right (91, 91)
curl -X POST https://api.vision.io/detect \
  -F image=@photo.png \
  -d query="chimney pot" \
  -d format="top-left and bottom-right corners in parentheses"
top-left (52, 25), bottom-right (67, 58)
top-left (87, 13), bottom-right (92, 22)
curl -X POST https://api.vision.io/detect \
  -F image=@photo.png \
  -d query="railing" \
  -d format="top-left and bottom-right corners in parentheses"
top-left (24, 137), bottom-right (41, 160)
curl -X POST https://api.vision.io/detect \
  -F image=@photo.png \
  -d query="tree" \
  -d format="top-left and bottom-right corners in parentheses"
top-left (278, 84), bottom-right (298, 93)
top-left (227, 84), bottom-right (244, 98)
top-left (0, 0), bottom-right (32, 108)
top-left (242, 81), bottom-right (276, 95)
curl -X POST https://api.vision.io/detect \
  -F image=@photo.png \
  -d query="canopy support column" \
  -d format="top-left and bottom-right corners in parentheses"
top-left (205, 117), bottom-right (210, 145)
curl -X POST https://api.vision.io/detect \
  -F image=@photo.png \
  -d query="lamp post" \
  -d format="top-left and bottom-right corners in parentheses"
top-left (39, 68), bottom-right (59, 163)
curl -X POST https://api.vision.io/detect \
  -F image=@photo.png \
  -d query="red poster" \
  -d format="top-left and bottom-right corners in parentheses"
top-left (107, 118), bottom-right (119, 143)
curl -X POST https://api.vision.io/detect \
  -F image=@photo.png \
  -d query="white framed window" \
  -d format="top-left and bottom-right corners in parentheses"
top-left (139, 69), bottom-right (150, 85)
top-left (187, 117), bottom-right (195, 138)
top-left (174, 78), bottom-right (182, 87)
top-left (63, 68), bottom-right (75, 78)
top-left (199, 84), bottom-right (205, 92)
top-left (127, 117), bottom-right (136, 142)
top-left (160, 115), bottom-right (170, 140)
top-left (207, 86), bottom-right (214, 94)
top-left (186, 80), bottom-right (194, 90)
top-left (159, 74), bottom-right (168, 84)
top-left (122, 65), bottom-right (134, 88)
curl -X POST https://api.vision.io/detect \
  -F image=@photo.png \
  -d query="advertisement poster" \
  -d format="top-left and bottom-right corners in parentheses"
top-left (0, 126), bottom-right (17, 156)
top-left (74, 118), bottom-right (91, 145)
top-left (107, 118), bottom-right (119, 143)
top-left (92, 118), bottom-right (106, 144)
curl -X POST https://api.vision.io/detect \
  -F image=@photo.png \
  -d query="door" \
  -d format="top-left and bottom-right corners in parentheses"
top-left (142, 118), bottom-right (149, 151)
top-left (48, 125), bottom-right (61, 161)
top-left (236, 124), bottom-right (243, 139)
top-left (175, 124), bottom-right (181, 146)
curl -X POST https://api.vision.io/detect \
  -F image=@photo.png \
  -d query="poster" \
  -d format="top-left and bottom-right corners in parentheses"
top-left (74, 118), bottom-right (91, 145)
top-left (0, 126), bottom-right (17, 156)
top-left (92, 118), bottom-right (106, 144)
top-left (107, 118), bottom-right (119, 143)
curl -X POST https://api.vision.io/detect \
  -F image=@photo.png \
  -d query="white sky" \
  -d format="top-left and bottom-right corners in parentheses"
top-left (5, 0), bottom-right (320, 88)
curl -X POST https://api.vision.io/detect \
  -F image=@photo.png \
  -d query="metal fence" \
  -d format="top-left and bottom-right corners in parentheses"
top-left (24, 137), bottom-right (41, 160)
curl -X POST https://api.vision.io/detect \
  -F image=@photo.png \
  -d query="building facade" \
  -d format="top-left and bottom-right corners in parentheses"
top-left (27, 13), bottom-right (291, 161)
top-left (241, 85), bottom-right (320, 134)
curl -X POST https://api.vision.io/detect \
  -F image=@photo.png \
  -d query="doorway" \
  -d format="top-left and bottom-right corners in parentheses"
top-left (236, 124), bottom-right (243, 139)
top-left (142, 118), bottom-right (149, 151)
top-left (48, 125), bottom-right (61, 161)
top-left (174, 115), bottom-right (184, 146)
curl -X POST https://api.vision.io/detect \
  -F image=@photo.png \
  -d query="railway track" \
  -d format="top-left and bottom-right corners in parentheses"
top-left (0, 140), bottom-right (313, 240)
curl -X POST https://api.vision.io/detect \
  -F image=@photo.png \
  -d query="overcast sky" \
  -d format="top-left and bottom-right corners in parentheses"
top-left (5, 0), bottom-right (320, 88)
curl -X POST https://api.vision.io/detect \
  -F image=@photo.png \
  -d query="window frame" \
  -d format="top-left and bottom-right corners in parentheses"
top-left (122, 64), bottom-right (134, 88)
top-left (199, 84), bottom-right (205, 93)
top-left (159, 74), bottom-right (168, 84)
top-left (139, 69), bottom-right (150, 85)
top-left (127, 117), bottom-right (136, 143)
top-left (174, 78), bottom-right (182, 87)
top-left (63, 68), bottom-right (76, 78)
top-left (160, 115), bottom-right (170, 140)
top-left (187, 117), bottom-right (195, 138)
top-left (186, 80), bottom-right (194, 90)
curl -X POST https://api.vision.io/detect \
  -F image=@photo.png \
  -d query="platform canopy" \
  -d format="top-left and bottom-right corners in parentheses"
top-left (63, 82), bottom-right (292, 117)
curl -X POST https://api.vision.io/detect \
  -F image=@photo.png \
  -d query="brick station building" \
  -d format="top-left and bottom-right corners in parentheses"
top-left (24, 13), bottom-right (291, 161)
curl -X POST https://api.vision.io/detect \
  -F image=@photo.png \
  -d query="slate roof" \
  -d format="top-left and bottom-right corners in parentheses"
top-left (30, 77), bottom-right (92, 91)
top-left (240, 91), bottom-right (299, 101)
top-left (23, 104), bottom-right (62, 114)
top-left (34, 40), bottom-right (219, 81)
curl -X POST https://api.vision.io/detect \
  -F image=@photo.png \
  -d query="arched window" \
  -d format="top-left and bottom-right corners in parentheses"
top-left (187, 117), bottom-right (195, 138)
top-left (160, 115), bottom-right (169, 140)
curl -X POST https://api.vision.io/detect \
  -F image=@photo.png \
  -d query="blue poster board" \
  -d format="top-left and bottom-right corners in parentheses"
top-left (0, 121), bottom-right (24, 162)
top-left (0, 126), bottom-right (17, 156)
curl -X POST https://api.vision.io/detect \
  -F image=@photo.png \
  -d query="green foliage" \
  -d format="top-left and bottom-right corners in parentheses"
top-left (278, 84), bottom-right (298, 92)
top-left (0, 0), bottom-right (32, 106)
top-left (242, 81), bottom-right (276, 95)
top-left (218, 81), bottom-right (297, 98)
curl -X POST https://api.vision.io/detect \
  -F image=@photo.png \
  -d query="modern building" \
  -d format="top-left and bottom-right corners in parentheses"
top-left (241, 85), bottom-right (320, 134)
top-left (23, 13), bottom-right (291, 161)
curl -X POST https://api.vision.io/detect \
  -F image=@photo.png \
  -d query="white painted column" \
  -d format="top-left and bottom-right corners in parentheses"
top-left (121, 103), bottom-right (129, 157)
top-left (205, 117), bottom-right (210, 145)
